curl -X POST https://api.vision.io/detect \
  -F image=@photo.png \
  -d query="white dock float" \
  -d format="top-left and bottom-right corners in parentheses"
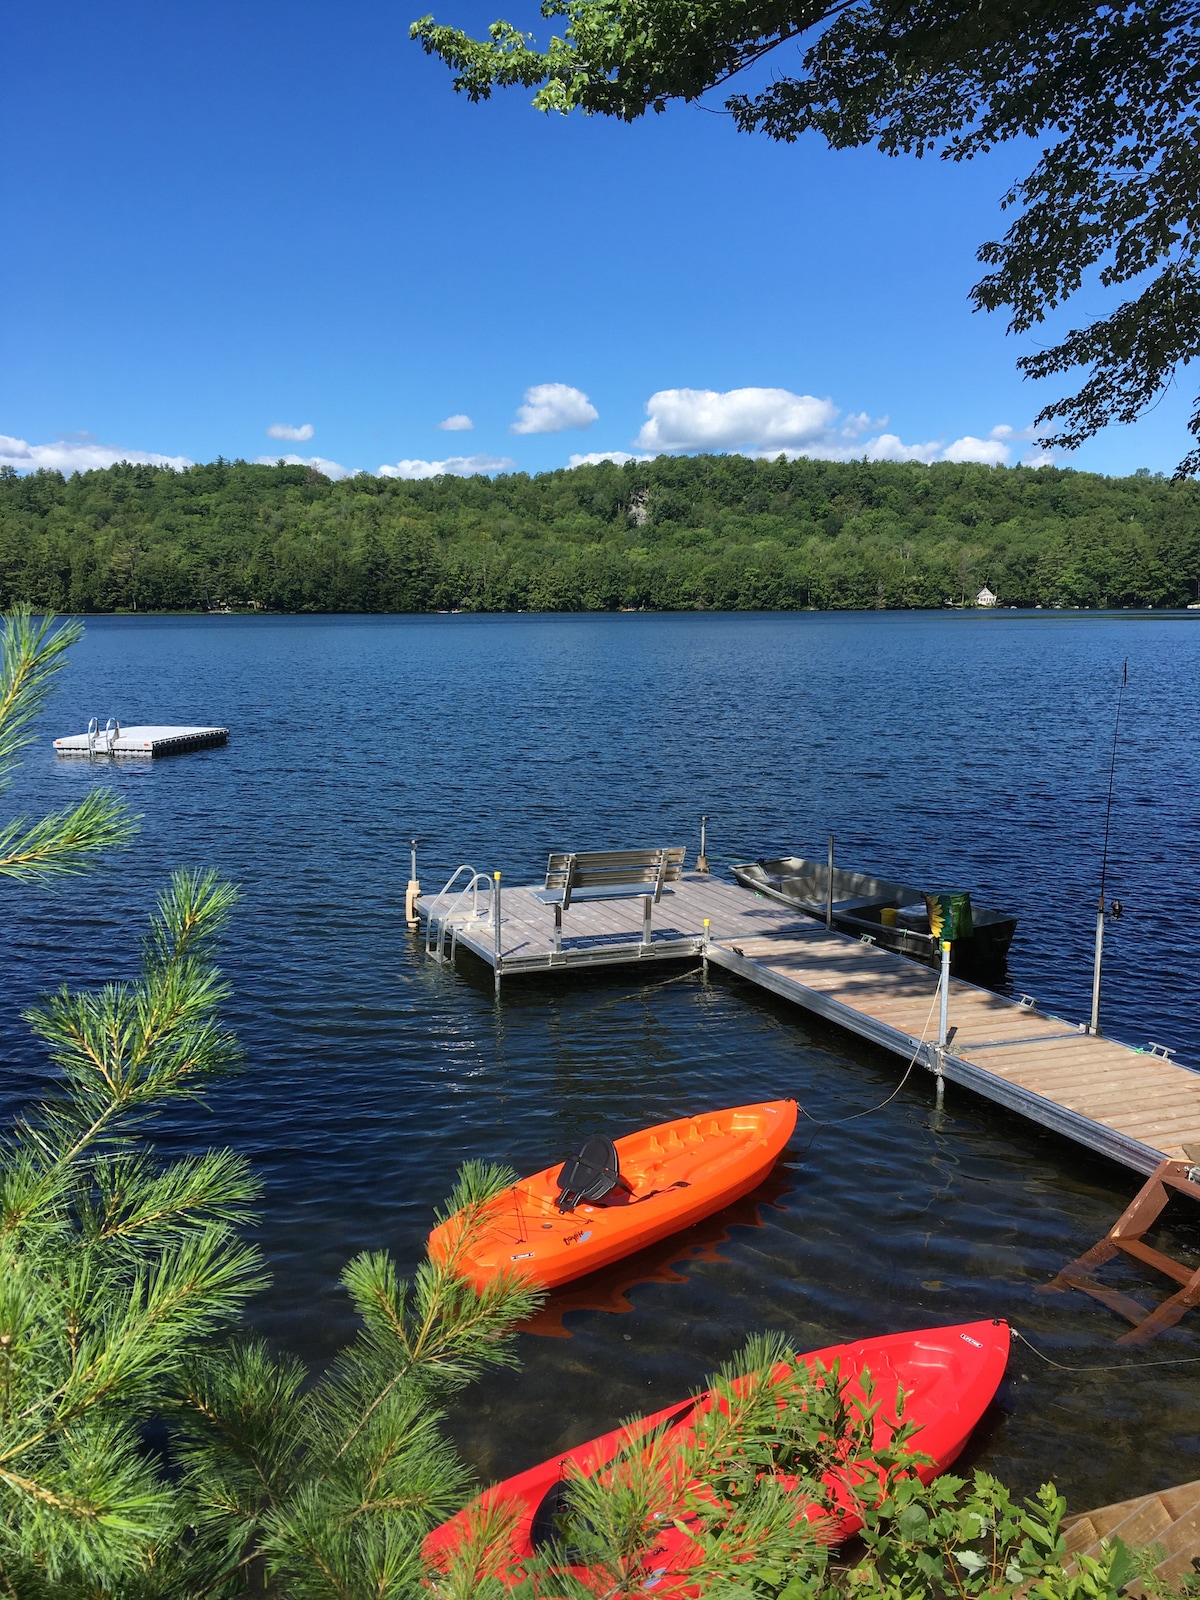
top-left (54, 725), bottom-right (228, 758)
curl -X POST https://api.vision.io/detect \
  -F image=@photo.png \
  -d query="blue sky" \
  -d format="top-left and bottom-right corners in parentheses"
top-left (2, 0), bottom-right (1192, 481)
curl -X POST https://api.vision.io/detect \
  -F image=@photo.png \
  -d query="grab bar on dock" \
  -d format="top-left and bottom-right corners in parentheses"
top-left (425, 865), bottom-right (494, 963)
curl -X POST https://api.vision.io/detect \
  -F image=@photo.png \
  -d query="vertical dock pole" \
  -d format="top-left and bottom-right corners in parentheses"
top-left (493, 871), bottom-right (502, 996)
top-left (405, 837), bottom-right (421, 931)
top-left (702, 917), bottom-right (710, 976)
top-left (936, 939), bottom-right (950, 1103)
top-left (1090, 899), bottom-right (1106, 1036)
top-left (696, 815), bottom-right (710, 875)
top-left (826, 834), bottom-right (835, 930)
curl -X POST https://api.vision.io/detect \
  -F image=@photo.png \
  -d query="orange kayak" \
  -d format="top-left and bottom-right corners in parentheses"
top-left (428, 1100), bottom-right (797, 1292)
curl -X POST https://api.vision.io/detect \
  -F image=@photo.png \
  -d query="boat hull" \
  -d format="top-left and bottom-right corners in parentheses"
top-left (428, 1100), bottom-right (797, 1292)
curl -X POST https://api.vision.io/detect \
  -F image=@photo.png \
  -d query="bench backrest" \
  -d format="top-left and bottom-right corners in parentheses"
top-left (545, 847), bottom-right (686, 907)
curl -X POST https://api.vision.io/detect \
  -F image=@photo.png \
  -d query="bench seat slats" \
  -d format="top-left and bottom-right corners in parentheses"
top-left (544, 868), bottom-right (680, 891)
top-left (547, 848), bottom-right (685, 872)
top-left (539, 847), bottom-right (688, 947)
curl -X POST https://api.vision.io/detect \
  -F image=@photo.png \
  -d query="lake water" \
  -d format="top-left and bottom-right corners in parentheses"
top-left (5, 610), bottom-right (1200, 1513)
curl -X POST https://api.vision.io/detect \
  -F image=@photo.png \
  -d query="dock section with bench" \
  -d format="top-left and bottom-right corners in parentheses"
top-left (416, 860), bottom-right (1200, 1183)
top-left (532, 848), bottom-right (686, 953)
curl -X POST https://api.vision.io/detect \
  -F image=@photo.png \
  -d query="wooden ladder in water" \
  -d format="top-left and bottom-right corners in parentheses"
top-left (1040, 1153), bottom-right (1200, 1344)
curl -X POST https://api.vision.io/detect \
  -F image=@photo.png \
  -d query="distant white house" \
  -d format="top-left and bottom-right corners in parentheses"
top-left (976, 585), bottom-right (998, 607)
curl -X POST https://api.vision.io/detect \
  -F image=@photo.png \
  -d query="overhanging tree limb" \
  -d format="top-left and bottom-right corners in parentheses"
top-left (412, 0), bottom-right (1200, 474)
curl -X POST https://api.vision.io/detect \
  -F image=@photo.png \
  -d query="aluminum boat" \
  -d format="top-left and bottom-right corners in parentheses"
top-left (731, 855), bottom-right (1018, 976)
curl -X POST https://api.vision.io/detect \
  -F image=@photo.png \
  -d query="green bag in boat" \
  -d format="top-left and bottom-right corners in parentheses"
top-left (924, 891), bottom-right (973, 944)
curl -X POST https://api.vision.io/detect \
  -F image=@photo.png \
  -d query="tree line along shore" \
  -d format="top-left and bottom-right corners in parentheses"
top-left (1, 453), bottom-right (1196, 614)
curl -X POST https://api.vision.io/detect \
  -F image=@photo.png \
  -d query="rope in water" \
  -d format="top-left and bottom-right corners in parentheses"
top-left (795, 975), bottom-right (944, 1128)
top-left (1011, 1326), bottom-right (1200, 1373)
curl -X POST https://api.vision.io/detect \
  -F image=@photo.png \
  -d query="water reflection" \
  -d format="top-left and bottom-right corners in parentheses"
top-left (523, 1162), bottom-right (798, 1337)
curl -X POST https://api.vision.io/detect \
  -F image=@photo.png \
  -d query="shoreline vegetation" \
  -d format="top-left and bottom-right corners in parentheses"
top-left (1, 455), bottom-right (1197, 616)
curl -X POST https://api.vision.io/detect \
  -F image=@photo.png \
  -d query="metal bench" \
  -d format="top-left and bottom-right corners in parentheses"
top-left (531, 847), bottom-right (687, 953)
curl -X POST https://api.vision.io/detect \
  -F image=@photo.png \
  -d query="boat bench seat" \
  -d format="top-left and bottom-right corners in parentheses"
top-left (831, 895), bottom-right (894, 916)
top-left (531, 847), bottom-right (687, 953)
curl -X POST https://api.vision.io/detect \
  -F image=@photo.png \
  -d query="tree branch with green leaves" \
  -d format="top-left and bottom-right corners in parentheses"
top-left (0, 606), bottom-right (136, 885)
top-left (0, 870), bottom-right (263, 1599)
top-left (412, 0), bottom-right (1200, 476)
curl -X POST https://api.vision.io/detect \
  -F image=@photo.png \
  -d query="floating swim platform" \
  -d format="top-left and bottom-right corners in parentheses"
top-left (426, 1318), bottom-right (1011, 1587)
top-left (54, 725), bottom-right (228, 758)
top-left (428, 1100), bottom-right (797, 1292)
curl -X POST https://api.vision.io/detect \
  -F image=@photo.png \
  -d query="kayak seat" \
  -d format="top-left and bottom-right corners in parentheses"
top-left (530, 1399), bottom-right (700, 1550)
top-left (556, 1135), bottom-right (635, 1213)
top-left (529, 1479), bottom-right (588, 1561)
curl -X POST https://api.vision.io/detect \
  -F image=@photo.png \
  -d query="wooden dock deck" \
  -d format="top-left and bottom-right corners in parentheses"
top-left (1065, 1478), bottom-right (1200, 1589)
top-left (417, 872), bottom-right (1200, 1177)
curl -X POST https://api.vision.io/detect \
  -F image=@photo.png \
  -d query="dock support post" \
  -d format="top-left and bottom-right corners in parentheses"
top-left (826, 834), bottom-right (835, 930)
top-left (702, 917), bottom-right (710, 976)
top-left (405, 837), bottom-right (421, 931)
top-left (1089, 900), bottom-right (1106, 1035)
top-left (493, 872), bottom-right (502, 995)
top-left (935, 939), bottom-right (951, 1094)
top-left (696, 815), bottom-right (710, 874)
top-left (642, 894), bottom-right (653, 950)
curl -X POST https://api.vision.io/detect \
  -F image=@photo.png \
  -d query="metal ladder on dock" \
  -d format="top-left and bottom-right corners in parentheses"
top-left (424, 866), bottom-right (495, 964)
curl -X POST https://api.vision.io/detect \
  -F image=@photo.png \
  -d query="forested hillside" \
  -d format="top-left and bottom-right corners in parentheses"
top-left (1, 454), bottom-right (1196, 612)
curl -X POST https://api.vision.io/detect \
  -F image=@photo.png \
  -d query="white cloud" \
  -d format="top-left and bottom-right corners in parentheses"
top-left (989, 423), bottom-right (1057, 467)
top-left (942, 434), bottom-right (1012, 466)
top-left (568, 450), bottom-right (655, 469)
top-left (862, 434), bottom-right (944, 464)
top-left (0, 433), bottom-right (192, 474)
top-left (254, 453), bottom-right (358, 479)
top-left (634, 388), bottom-right (840, 453)
top-left (437, 414), bottom-right (474, 431)
top-left (855, 433), bottom-right (1012, 467)
top-left (378, 454), bottom-right (516, 480)
top-left (623, 388), bottom-right (1051, 469)
top-left (839, 411), bottom-right (876, 440)
top-left (266, 422), bottom-right (314, 442)
top-left (511, 383), bottom-right (599, 435)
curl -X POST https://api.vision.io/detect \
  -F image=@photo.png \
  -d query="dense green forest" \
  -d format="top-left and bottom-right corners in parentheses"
top-left (1, 453), bottom-right (1197, 612)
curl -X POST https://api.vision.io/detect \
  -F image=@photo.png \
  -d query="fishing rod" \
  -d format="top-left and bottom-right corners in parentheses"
top-left (1089, 660), bottom-right (1128, 1036)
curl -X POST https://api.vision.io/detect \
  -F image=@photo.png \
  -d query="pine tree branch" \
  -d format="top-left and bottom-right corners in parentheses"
top-left (0, 790), bottom-right (137, 885)
top-left (0, 607), bottom-right (81, 786)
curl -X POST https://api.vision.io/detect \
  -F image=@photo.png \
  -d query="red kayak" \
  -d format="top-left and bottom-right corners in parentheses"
top-left (427, 1320), bottom-right (1009, 1585)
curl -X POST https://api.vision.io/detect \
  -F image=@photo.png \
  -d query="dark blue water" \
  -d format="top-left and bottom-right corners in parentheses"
top-left (5, 611), bottom-right (1200, 1513)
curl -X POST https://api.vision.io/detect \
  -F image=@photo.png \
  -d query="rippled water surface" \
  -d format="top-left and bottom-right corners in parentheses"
top-left (5, 611), bottom-right (1200, 1511)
